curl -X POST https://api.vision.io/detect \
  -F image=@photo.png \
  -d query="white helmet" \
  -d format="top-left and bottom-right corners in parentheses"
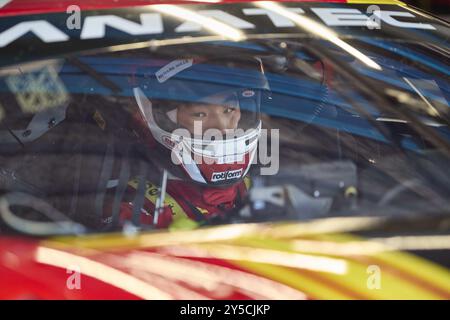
top-left (131, 56), bottom-right (270, 186)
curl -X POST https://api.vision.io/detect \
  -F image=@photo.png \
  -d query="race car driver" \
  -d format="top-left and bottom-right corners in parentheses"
top-left (101, 55), bottom-right (270, 230)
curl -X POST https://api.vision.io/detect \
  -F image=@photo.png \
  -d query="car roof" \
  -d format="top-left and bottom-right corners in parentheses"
top-left (0, 0), bottom-right (405, 17)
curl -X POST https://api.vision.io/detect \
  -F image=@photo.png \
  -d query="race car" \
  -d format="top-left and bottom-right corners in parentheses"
top-left (0, 0), bottom-right (449, 299)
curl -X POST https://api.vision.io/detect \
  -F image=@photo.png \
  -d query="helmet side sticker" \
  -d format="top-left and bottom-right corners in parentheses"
top-left (242, 90), bottom-right (255, 98)
top-left (161, 134), bottom-right (177, 149)
top-left (211, 168), bottom-right (243, 182)
top-left (155, 59), bottom-right (193, 83)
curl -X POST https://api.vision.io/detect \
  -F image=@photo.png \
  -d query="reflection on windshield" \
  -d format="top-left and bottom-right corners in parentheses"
top-left (0, 37), bottom-right (449, 236)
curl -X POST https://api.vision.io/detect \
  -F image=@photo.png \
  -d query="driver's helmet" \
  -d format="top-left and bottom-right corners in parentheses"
top-left (131, 55), bottom-right (270, 187)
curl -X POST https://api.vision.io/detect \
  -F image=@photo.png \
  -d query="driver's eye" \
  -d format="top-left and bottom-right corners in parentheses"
top-left (191, 112), bottom-right (207, 118)
top-left (224, 107), bottom-right (235, 114)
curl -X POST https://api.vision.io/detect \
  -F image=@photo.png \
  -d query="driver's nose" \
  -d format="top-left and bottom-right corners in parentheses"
top-left (204, 107), bottom-right (231, 134)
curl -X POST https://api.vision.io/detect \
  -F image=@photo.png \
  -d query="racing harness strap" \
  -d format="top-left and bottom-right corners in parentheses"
top-left (127, 178), bottom-right (199, 230)
top-left (127, 176), bottom-right (252, 230)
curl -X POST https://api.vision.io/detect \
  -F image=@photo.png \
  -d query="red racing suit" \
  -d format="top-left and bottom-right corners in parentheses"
top-left (102, 176), bottom-right (251, 230)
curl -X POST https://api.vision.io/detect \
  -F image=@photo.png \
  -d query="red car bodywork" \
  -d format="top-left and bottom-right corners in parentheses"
top-left (1, 221), bottom-right (450, 300)
top-left (0, 235), bottom-right (308, 299)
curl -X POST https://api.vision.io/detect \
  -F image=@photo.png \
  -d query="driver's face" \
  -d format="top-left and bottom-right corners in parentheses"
top-left (176, 93), bottom-right (241, 134)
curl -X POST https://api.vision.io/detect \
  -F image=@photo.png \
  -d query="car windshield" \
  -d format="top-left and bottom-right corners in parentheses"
top-left (0, 2), bottom-right (449, 236)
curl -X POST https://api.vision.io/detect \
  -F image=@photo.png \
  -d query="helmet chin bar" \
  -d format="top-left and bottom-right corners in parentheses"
top-left (133, 87), bottom-right (261, 185)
